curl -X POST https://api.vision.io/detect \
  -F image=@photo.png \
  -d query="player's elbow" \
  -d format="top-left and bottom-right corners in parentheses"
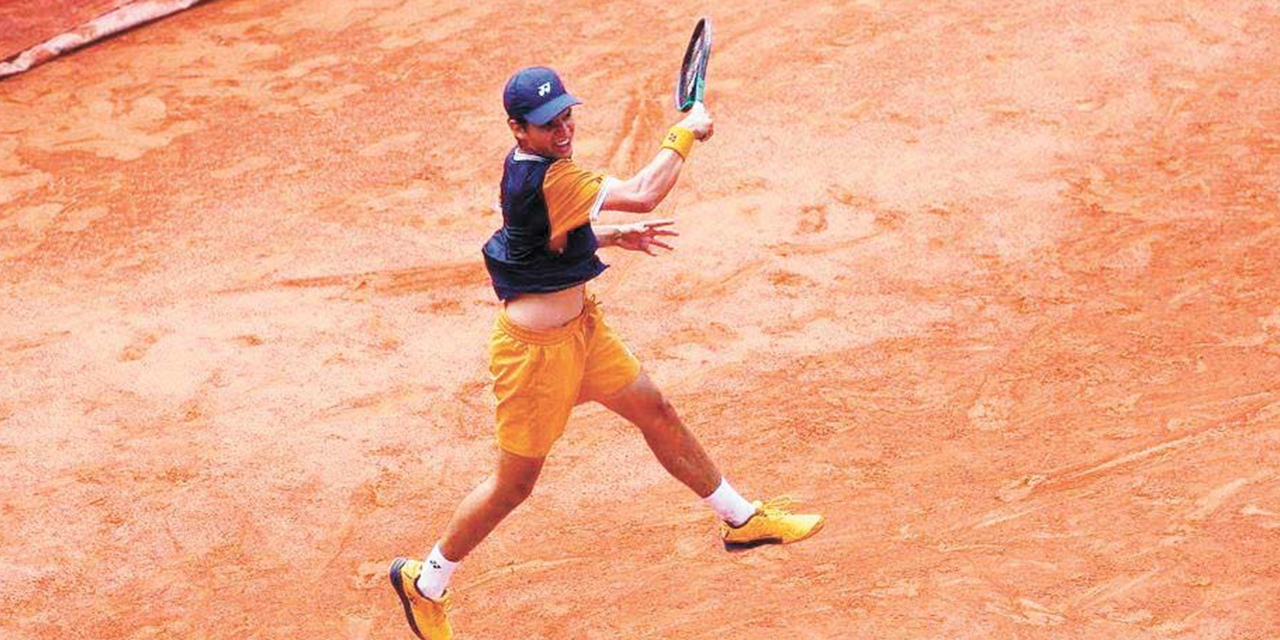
top-left (630, 182), bottom-right (667, 212)
top-left (605, 188), bottom-right (661, 213)
top-left (633, 194), bottom-right (662, 213)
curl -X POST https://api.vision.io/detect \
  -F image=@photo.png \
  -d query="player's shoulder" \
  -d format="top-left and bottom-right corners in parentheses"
top-left (546, 157), bottom-right (606, 184)
top-left (546, 157), bottom-right (582, 175)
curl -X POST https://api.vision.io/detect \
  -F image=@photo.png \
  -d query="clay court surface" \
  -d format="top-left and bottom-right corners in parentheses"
top-left (3, 0), bottom-right (1279, 638)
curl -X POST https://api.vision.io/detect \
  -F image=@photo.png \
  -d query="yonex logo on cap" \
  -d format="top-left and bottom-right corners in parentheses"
top-left (538, 82), bottom-right (551, 96)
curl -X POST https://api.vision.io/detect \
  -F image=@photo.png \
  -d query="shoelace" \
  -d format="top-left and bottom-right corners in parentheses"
top-left (756, 495), bottom-right (799, 519)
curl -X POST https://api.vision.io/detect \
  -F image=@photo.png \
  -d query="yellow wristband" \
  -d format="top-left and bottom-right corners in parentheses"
top-left (660, 125), bottom-right (695, 160)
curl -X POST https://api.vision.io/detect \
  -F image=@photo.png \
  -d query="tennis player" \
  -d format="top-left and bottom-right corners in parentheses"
top-left (389, 66), bottom-right (824, 640)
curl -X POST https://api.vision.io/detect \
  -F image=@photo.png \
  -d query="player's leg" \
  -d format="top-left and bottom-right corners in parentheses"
top-left (595, 371), bottom-right (757, 525)
top-left (578, 298), bottom-right (823, 548)
top-left (436, 449), bottom-right (544, 565)
top-left (596, 371), bottom-right (825, 549)
top-left (575, 300), bottom-right (725, 500)
top-left (388, 450), bottom-right (542, 640)
top-left (594, 370), bottom-right (721, 497)
top-left (390, 309), bottom-right (580, 640)
top-left (414, 448), bottom-right (543, 601)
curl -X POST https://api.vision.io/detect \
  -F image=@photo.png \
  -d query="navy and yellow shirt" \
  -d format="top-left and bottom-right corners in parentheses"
top-left (482, 149), bottom-right (614, 301)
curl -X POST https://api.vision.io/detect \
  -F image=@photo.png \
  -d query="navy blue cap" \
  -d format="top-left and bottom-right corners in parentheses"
top-left (503, 66), bottom-right (581, 126)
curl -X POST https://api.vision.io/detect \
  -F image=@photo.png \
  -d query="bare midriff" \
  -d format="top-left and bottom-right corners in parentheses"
top-left (503, 283), bottom-right (587, 330)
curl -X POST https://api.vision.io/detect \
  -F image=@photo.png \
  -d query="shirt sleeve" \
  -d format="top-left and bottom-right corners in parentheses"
top-left (543, 159), bottom-right (613, 251)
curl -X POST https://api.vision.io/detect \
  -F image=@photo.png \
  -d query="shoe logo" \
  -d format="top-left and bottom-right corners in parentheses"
top-left (429, 560), bottom-right (442, 570)
top-left (538, 82), bottom-right (552, 97)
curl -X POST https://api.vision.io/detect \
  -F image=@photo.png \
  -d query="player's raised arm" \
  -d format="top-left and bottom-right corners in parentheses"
top-left (601, 102), bottom-right (714, 213)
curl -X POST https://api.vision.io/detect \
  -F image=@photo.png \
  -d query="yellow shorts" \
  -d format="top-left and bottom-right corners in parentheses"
top-left (489, 296), bottom-right (641, 458)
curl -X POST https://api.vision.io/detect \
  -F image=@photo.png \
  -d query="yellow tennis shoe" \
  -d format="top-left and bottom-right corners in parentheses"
top-left (389, 557), bottom-right (453, 640)
top-left (721, 498), bottom-right (825, 550)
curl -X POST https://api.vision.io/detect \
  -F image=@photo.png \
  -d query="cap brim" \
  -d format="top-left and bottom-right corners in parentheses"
top-left (525, 93), bottom-right (581, 125)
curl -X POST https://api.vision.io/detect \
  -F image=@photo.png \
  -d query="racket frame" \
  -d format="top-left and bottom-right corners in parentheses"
top-left (675, 17), bottom-right (713, 112)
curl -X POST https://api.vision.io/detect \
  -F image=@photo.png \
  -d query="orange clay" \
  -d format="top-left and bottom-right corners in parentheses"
top-left (1, 1), bottom-right (1278, 638)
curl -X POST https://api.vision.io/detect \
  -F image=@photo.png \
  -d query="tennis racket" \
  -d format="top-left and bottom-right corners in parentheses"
top-left (674, 17), bottom-right (713, 112)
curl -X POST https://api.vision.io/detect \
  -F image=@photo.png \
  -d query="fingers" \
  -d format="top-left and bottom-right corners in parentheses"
top-left (640, 237), bottom-right (674, 255)
top-left (640, 218), bottom-right (676, 228)
top-left (615, 219), bottom-right (679, 256)
top-left (636, 222), bottom-right (679, 237)
top-left (622, 234), bottom-right (675, 256)
top-left (622, 219), bottom-right (679, 235)
top-left (677, 102), bottom-right (714, 140)
top-left (641, 227), bottom-right (679, 237)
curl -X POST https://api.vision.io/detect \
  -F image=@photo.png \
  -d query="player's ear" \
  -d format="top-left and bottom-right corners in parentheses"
top-left (508, 118), bottom-right (528, 141)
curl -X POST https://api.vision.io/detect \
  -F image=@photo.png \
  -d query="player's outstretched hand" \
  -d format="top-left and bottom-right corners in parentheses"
top-left (678, 102), bottom-right (714, 141)
top-left (613, 219), bottom-right (679, 256)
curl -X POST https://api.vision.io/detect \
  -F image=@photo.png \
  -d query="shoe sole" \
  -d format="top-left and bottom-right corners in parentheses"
top-left (389, 557), bottom-right (427, 640)
top-left (723, 517), bottom-right (826, 552)
top-left (724, 537), bottom-right (782, 551)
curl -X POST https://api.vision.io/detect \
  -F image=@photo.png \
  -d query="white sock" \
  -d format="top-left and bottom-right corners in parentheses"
top-left (702, 478), bottom-right (758, 527)
top-left (415, 544), bottom-right (458, 601)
